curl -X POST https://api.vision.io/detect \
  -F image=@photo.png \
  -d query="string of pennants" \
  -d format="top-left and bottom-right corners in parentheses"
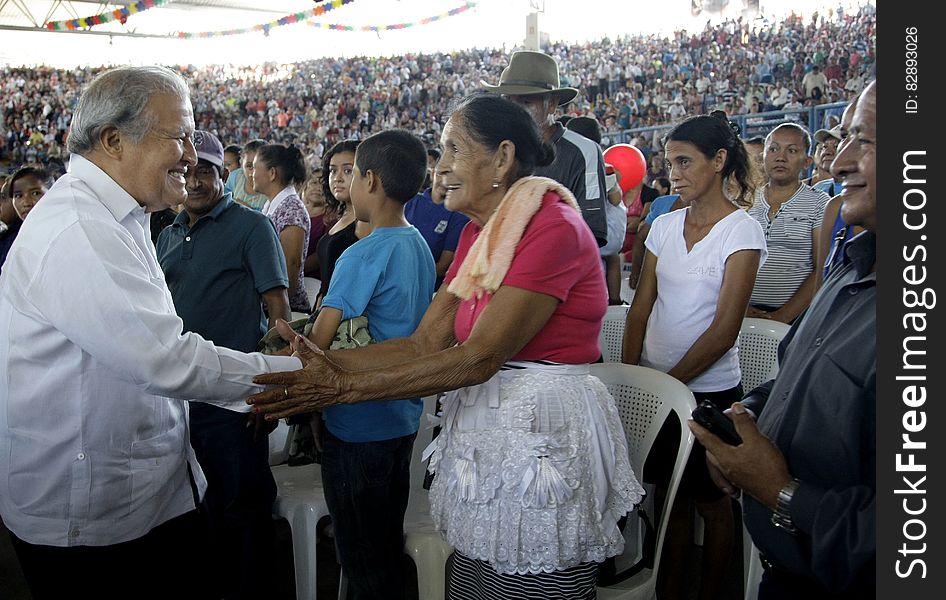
top-left (306, 1), bottom-right (476, 33)
top-left (43, 0), bottom-right (477, 39)
top-left (46, 0), bottom-right (170, 30)
top-left (175, 0), bottom-right (354, 39)
top-left (176, 1), bottom-right (477, 39)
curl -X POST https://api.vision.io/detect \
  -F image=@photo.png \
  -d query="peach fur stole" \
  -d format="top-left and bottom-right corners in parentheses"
top-left (446, 176), bottom-right (581, 301)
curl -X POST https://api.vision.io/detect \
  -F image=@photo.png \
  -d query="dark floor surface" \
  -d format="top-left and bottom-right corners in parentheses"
top-left (1, 513), bottom-right (742, 600)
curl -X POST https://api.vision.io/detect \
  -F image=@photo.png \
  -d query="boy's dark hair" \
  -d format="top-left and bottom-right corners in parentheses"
top-left (426, 147), bottom-right (442, 162)
top-left (355, 130), bottom-right (427, 204)
top-left (224, 144), bottom-right (242, 158)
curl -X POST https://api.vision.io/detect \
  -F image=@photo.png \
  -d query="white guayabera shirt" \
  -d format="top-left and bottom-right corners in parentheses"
top-left (0, 154), bottom-right (301, 547)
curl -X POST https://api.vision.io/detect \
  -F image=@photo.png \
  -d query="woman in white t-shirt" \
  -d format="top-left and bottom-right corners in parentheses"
top-left (622, 113), bottom-right (766, 600)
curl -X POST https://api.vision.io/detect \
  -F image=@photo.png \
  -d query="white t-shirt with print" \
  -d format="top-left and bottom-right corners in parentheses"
top-left (642, 207), bottom-right (767, 392)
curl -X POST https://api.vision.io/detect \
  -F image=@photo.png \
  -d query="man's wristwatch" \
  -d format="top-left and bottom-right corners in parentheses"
top-left (770, 478), bottom-right (800, 534)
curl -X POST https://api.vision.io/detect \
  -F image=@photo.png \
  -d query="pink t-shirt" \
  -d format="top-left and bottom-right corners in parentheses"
top-left (444, 191), bottom-right (607, 363)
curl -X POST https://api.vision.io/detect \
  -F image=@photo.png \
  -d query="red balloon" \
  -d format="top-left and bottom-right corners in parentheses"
top-left (603, 144), bottom-right (647, 193)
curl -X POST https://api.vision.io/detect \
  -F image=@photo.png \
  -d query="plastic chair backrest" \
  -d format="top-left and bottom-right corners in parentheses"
top-left (303, 277), bottom-right (321, 303)
top-left (737, 318), bottom-right (790, 392)
top-left (599, 304), bottom-right (630, 363)
top-left (590, 363), bottom-right (696, 598)
top-left (268, 418), bottom-right (292, 466)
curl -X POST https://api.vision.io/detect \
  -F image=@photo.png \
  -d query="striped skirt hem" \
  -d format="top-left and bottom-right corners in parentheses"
top-left (448, 551), bottom-right (597, 600)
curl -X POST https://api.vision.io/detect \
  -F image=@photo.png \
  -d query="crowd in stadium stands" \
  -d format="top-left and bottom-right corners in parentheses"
top-left (1, 7), bottom-right (874, 172)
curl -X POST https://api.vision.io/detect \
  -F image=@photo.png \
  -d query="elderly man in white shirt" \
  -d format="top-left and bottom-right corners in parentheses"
top-left (0, 65), bottom-right (301, 599)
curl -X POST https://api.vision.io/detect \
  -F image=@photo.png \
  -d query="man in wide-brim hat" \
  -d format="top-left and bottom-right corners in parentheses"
top-left (481, 50), bottom-right (579, 106)
top-left (481, 51), bottom-right (609, 248)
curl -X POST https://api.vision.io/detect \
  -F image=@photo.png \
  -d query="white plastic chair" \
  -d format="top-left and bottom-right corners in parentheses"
top-left (270, 420), bottom-right (330, 600)
top-left (401, 395), bottom-right (453, 600)
top-left (620, 277), bottom-right (636, 306)
top-left (590, 363), bottom-right (696, 600)
top-left (269, 418), bottom-right (292, 467)
top-left (303, 277), bottom-right (321, 306)
top-left (599, 304), bottom-right (630, 363)
top-left (737, 318), bottom-right (790, 393)
top-left (742, 522), bottom-right (764, 600)
top-left (337, 395), bottom-right (452, 600)
top-left (737, 318), bottom-right (789, 600)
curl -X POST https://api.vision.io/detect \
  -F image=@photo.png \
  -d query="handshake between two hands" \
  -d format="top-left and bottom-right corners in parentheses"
top-left (246, 319), bottom-right (334, 422)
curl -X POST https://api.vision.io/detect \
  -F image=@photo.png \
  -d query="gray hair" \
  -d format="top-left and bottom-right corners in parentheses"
top-left (67, 65), bottom-right (191, 156)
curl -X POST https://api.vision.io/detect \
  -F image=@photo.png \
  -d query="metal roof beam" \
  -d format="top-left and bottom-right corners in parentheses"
top-left (9, 0), bottom-right (41, 27)
top-left (0, 23), bottom-right (172, 38)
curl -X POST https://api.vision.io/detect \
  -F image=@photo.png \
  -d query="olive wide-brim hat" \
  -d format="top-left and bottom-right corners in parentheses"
top-left (481, 50), bottom-right (579, 106)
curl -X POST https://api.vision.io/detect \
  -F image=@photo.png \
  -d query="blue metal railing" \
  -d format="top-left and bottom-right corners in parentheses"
top-left (602, 102), bottom-right (848, 146)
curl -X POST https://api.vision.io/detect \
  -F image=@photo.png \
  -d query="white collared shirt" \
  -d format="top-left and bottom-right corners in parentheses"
top-left (261, 185), bottom-right (296, 219)
top-left (0, 155), bottom-right (302, 547)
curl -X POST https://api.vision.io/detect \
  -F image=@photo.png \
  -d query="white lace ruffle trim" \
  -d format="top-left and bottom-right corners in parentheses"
top-left (426, 365), bottom-right (644, 575)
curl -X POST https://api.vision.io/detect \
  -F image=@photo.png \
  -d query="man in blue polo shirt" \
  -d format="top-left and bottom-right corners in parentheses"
top-left (156, 130), bottom-right (291, 600)
top-left (404, 148), bottom-right (469, 288)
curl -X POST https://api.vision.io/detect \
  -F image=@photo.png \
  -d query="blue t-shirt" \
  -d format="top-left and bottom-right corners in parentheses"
top-left (644, 195), bottom-right (681, 226)
top-left (321, 226), bottom-right (435, 442)
top-left (404, 189), bottom-right (469, 263)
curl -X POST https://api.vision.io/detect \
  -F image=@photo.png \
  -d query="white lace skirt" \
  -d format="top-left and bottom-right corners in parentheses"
top-left (425, 362), bottom-right (644, 575)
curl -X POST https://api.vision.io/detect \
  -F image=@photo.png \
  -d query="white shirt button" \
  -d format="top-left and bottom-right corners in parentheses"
top-left (69, 528), bottom-right (80, 538)
top-left (185, 236), bottom-right (191, 242)
top-left (77, 453), bottom-right (86, 460)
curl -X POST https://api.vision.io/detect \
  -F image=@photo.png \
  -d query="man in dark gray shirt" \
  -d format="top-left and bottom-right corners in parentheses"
top-left (482, 50), bottom-right (608, 247)
top-left (690, 81), bottom-right (877, 599)
top-left (157, 130), bottom-right (291, 599)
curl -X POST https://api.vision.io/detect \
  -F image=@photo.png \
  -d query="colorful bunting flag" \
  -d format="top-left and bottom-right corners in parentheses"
top-left (174, 1), bottom-right (475, 39)
top-left (45, 0), bottom-right (169, 31)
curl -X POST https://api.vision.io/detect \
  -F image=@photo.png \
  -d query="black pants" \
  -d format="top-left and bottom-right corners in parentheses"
top-left (189, 402), bottom-right (277, 599)
top-left (321, 427), bottom-right (416, 600)
top-left (644, 385), bottom-right (744, 501)
top-left (757, 566), bottom-right (873, 600)
top-left (9, 510), bottom-right (213, 600)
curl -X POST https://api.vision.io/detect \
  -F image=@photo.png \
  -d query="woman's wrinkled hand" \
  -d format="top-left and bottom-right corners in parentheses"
top-left (248, 326), bottom-right (350, 419)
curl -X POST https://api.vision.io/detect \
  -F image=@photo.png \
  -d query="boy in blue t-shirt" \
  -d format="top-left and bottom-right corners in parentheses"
top-left (307, 129), bottom-right (434, 599)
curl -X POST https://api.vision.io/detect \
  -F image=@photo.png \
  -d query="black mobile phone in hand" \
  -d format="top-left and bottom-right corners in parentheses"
top-left (691, 400), bottom-right (743, 445)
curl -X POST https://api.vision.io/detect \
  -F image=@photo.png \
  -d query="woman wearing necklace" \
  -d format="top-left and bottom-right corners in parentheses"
top-left (622, 113), bottom-right (767, 600)
top-left (249, 93), bottom-right (644, 600)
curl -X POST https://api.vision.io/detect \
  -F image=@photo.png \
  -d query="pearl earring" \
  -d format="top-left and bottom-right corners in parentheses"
top-left (491, 181), bottom-right (500, 189)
